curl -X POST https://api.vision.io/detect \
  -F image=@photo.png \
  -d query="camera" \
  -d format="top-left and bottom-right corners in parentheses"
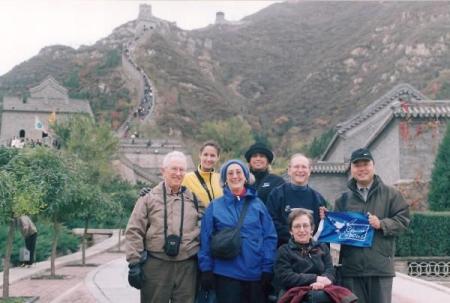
top-left (164, 234), bottom-right (181, 257)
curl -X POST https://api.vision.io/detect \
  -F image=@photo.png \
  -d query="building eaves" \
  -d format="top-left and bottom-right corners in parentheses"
top-left (312, 162), bottom-right (349, 174)
top-left (392, 101), bottom-right (450, 118)
top-left (3, 97), bottom-right (92, 114)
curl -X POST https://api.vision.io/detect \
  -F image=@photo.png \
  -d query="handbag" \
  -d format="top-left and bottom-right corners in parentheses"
top-left (210, 199), bottom-right (250, 259)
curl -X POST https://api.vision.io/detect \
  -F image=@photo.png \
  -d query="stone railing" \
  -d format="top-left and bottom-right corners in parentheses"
top-left (396, 257), bottom-right (450, 277)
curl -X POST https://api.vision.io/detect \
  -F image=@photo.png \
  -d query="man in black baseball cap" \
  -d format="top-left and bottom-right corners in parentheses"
top-left (350, 147), bottom-right (374, 163)
top-left (320, 147), bottom-right (410, 303)
top-left (244, 143), bottom-right (284, 205)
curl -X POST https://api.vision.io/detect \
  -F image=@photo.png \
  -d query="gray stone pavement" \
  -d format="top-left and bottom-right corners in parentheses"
top-left (3, 231), bottom-right (450, 302)
top-left (392, 272), bottom-right (450, 302)
top-left (85, 256), bottom-right (139, 303)
top-left (87, 254), bottom-right (450, 303)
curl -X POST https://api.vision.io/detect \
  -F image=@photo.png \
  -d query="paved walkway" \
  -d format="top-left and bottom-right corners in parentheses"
top-left (3, 231), bottom-right (450, 302)
top-left (6, 252), bottom-right (121, 303)
top-left (0, 230), bottom-right (121, 289)
top-left (392, 272), bottom-right (450, 302)
top-left (86, 257), bottom-right (139, 303)
top-left (87, 255), bottom-right (450, 303)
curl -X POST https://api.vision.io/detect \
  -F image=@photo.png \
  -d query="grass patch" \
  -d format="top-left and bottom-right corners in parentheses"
top-left (0, 299), bottom-right (26, 303)
top-left (30, 274), bottom-right (67, 280)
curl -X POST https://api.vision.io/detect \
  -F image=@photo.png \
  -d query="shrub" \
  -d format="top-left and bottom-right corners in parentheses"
top-left (428, 122), bottom-right (450, 211)
top-left (396, 211), bottom-right (450, 257)
top-left (306, 128), bottom-right (335, 159)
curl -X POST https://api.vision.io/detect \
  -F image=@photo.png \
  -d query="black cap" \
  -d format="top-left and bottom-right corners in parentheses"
top-left (244, 143), bottom-right (274, 163)
top-left (350, 148), bottom-right (374, 163)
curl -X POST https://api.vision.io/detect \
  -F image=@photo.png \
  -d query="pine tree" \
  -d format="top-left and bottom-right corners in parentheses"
top-left (428, 122), bottom-right (450, 211)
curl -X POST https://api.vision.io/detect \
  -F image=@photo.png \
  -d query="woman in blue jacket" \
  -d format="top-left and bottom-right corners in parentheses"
top-left (198, 159), bottom-right (278, 303)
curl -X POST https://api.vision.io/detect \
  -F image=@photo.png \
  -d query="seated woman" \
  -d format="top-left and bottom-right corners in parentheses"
top-left (274, 209), bottom-right (357, 303)
top-left (198, 159), bottom-right (278, 303)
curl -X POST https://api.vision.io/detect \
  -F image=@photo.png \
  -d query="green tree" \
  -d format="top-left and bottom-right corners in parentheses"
top-left (96, 49), bottom-right (121, 76)
top-left (52, 115), bottom-right (120, 261)
top-left (103, 177), bottom-right (138, 251)
top-left (306, 128), bottom-right (335, 159)
top-left (436, 82), bottom-right (450, 100)
top-left (252, 131), bottom-right (271, 148)
top-left (8, 147), bottom-right (74, 276)
top-left (53, 115), bottom-right (118, 179)
top-left (0, 170), bottom-right (16, 298)
top-left (428, 122), bottom-right (450, 211)
top-left (52, 115), bottom-right (119, 189)
top-left (68, 174), bottom-right (115, 264)
top-left (198, 116), bottom-right (254, 159)
top-left (64, 69), bottom-right (80, 89)
top-left (103, 49), bottom-right (121, 69)
top-left (0, 148), bottom-right (43, 297)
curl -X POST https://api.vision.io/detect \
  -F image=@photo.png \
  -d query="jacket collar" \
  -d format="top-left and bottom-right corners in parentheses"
top-left (160, 181), bottom-right (186, 195)
top-left (198, 164), bottom-right (215, 175)
top-left (223, 185), bottom-right (257, 200)
top-left (288, 238), bottom-right (320, 250)
top-left (348, 174), bottom-right (381, 193)
top-left (251, 169), bottom-right (269, 182)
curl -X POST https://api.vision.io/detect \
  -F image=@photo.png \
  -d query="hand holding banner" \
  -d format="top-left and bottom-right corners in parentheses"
top-left (314, 211), bottom-right (374, 247)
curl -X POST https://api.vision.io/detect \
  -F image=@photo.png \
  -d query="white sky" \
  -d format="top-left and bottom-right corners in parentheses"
top-left (0, 0), bottom-right (280, 76)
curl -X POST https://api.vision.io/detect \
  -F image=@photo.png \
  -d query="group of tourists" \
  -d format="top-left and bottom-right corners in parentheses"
top-left (125, 141), bottom-right (410, 303)
top-left (123, 41), bottom-right (154, 123)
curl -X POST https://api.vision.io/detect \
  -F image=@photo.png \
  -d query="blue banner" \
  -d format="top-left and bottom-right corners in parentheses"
top-left (314, 211), bottom-right (374, 247)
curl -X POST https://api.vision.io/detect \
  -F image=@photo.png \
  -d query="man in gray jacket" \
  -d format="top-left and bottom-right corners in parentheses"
top-left (324, 148), bottom-right (410, 303)
top-left (125, 151), bottom-right (200, 303)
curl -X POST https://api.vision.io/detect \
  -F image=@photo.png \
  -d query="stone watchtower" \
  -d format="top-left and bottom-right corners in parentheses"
top-left (215, 12), bottom-right (226, 25)
top-left (136, 4), bottom-right (156, 36)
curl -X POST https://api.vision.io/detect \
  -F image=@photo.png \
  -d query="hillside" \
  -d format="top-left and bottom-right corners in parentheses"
top-left (1, 1), bottom-right (450, 155)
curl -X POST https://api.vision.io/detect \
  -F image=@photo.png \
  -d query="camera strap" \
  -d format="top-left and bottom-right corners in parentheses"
top-left (194, 169), bottom-right (215, 202)
top-left (163, 183), bottom-right (184, 242)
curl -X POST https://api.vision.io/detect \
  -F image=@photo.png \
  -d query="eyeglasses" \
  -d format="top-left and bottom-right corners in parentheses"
top-left (292, 223), bottom-right (311, 230)
top-left (168, 167), bottom-right (185, 173)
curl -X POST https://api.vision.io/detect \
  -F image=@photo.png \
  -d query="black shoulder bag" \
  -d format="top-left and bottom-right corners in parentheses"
top-left (194, 170), bottom-right (215, 202)
top-left (163, 183), bottom-right (184, 257)
top-left (210, 198), bottom-right (250, 259)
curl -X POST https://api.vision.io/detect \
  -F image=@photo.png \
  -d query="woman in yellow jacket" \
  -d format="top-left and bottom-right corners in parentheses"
top-left (183, 141), bottom-right (223, 208)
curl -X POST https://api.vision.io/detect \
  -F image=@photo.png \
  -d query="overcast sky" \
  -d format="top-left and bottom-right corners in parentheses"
top-left (0, 0), bottom-right (280, 76)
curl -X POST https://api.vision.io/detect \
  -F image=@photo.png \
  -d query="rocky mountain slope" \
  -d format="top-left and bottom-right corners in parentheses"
top-left (1, 1), bottom-right (450, 152)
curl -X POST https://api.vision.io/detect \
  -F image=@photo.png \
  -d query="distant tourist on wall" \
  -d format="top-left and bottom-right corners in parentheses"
top-left (320, 148), bottom-right (410, 303)
top-left (125, 151), bottom-right (200, 303)
top-left (267, 153), bottom-right (327, 246)
top-left (244, 143), bottom-right (285, 205)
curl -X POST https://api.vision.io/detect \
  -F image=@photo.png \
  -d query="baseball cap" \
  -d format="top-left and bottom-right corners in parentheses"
top-left (350, 148), bottom-right (374, 163)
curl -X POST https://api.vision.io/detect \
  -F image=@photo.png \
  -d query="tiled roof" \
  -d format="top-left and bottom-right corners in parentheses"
top-left (312, 162), bottom-right (348, 174)
top-left (336, 84), bottom-right (427, 134)
top-left (29, 75), bottom-right (68, 97)
top-left (392, 101), bottom-right (450, 118)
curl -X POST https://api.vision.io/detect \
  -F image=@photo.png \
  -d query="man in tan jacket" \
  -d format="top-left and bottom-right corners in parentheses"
top-left (125, 151), bottom-right (200, 303)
